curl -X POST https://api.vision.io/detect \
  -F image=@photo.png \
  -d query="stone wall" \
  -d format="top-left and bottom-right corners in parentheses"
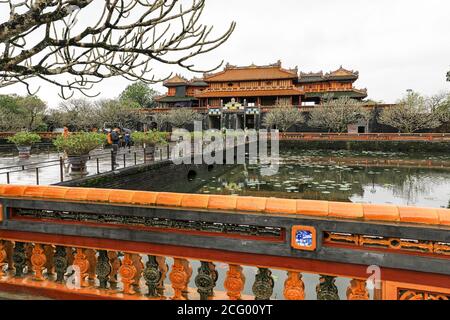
top-left (58, 156), bottom-right (235, 192)
top-left (280, 140), bottom-right (450, 153)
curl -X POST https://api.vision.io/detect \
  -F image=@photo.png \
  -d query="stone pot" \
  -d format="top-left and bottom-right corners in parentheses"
top-left (17, 146), bottom-right (32, 159)
top-left (68, 155), bottom-right (89, 176)
top-left (144, 144), bottom-right (156, 163)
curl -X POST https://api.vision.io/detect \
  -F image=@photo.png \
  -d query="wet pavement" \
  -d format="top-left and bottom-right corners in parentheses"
top-left (0, 146), bottom-right (170, 186)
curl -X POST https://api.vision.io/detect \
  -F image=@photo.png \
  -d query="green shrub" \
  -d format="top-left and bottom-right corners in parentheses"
top-left (132, 131), bottom-right (168, 146)
top-left (53, 132), bottom-right (106, 155)
top-left (7, 132), bottom-right (41, 146)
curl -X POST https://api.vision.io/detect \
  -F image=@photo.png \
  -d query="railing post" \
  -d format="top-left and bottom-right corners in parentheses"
top-left (59, 157), bottom-right (64, 182)
top-left (96, 158), bottom-right (100, 174)
top-left (143, 147), bottom-right (147, 163)
top-left (111, 150), bottom-right (115, 171)
top-left (123, 154), bottom-right (126, 168)
top-left (134, 152), bottom-right (137, 165)
top-left (316, 275), bottom-right (339, 300)
top-left (6, 172), bottom-right (10, 184)
top-left (35, 167), bottom-right (40, 185)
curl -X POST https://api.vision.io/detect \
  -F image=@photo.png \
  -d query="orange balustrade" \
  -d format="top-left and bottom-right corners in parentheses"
top-left (0, 184), bottom-right (449, 300)
top-left (0, 184), bottom-right (448, 226)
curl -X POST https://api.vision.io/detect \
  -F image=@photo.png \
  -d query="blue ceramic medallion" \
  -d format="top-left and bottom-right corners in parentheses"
top-left (295, 230), bottom-right (313, 248)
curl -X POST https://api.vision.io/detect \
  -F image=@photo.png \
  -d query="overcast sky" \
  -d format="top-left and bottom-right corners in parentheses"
top-left (1, 0), bottom-right (450, 107)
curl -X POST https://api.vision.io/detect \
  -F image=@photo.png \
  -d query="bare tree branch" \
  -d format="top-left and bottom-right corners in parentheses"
top-left (0, 0), bottom-right (236, 98)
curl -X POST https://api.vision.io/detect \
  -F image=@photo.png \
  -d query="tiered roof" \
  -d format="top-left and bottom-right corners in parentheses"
top-left (299, 66), bottom-right (359, 83)
top-left (203, 61), bottom-right (299, 82)
top-left (298, 71), bottom-right (327, 83)
top-left (163, 75), bottom-right (208, 87)
top-left (159, 63), bottom-right (367, 101)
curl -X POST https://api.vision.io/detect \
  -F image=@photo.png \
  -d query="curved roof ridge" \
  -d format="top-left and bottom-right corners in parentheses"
top-left (203, 61), bottom-right (299, 82)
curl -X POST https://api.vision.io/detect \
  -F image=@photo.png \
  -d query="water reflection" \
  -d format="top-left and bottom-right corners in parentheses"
top-left (185, 150), bottom-right (450, 208)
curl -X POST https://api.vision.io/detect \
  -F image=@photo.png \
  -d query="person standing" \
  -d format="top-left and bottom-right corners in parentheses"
top-left (124, 132), bottom-right (131, 150)
top-left (62, 127), bottom-right (70, 174)
top-left (110, 128), bottom-right (120, 166)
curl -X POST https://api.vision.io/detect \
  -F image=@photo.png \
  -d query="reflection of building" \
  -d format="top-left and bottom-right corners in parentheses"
top-left (154, 61), bottom-right (369, 130)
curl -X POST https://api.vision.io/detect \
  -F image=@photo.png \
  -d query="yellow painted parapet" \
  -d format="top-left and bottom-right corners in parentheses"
top-left (0, 184), bottom-right (449, 227)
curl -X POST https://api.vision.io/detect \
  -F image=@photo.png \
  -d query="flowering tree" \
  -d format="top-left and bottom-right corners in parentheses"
top-left (308, 97), bottom-right (370, 133)
top-left (378, 92), bottom-right (442, 133)
top-left (167, 108), bottom-right (203, 129)
top-left (152, 113), bottom-right (170, 131)
top-left (0, 0), bottom-right (235, 98)
top-left (263, 107), bottom-right (305, 132)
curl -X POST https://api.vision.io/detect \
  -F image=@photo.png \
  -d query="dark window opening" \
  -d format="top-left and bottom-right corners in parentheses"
top-left (187, 170), bottom-right (197, 181)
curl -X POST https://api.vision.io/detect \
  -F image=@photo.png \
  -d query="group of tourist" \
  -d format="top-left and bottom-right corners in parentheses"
top-left (105, 128), bottom-right (133, 150)
top-left (104, 128), bottom-right (134, 167)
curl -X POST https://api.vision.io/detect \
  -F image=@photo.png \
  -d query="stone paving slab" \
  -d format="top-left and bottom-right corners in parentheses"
top-left (0, 146), bottom-right (171, 186)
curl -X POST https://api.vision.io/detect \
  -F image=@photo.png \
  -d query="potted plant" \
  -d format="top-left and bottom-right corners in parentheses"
top-left (53, 132), bottom-right (106, 176)
top-left (132, 131), bottom-right (168, 162)
top-left (7, 132), bottom-right (41, 159)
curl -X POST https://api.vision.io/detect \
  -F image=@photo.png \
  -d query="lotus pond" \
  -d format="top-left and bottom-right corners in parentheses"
top-left (172, 149), bottom-right (450, 209)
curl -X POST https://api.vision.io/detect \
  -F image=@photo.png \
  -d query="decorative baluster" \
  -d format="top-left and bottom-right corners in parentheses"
top-left (85, 249), bottom-right (97, 283)
top-left (156, 256), bottom-right (168, 298)
top-left (65, 248), bottom-right (75, 277)
top-left (283, 271), bottom-right (305, 300)
top-left (54, 246), bottom-right (69, 283)
top-left (252, 268), bottom-right (274, 300)
top-left (108, 251), bottom-right (121, 288)
top-left (195, 261), bottom-right (217, 300)
top-left (119, 253), bottom-right (137, 295)
top-left (347, 279), bottom-right (370, 300)
top-left (182, 259), bottom-right (192, 299)
top-left (169, 258), bottom-right (189, 300)
top-left (31, 244), bottom-right (47, 281)
top-left (209, 262), bottom-right (218, 299)
top-left (132, 254), bottom-right (144, 292)
top-left (44, 245), bottom-right (54, 277)
top-left (73, 248), bottom-right (90, 287)
top-left (316, 275), bottom-right (340, 300)
top-left (224, 265), bottom-right (245, 300)
top-left (12, 242), bottom-right (26, 277)
top-left (25, 243), bottom-right (33, 274)
top-left (143, 256), bottom-right (162, 298)
top-left (96, 250), bottom-right (112, 289)
top-left (5, 241), bottom-right (13, 271)
top-left (0, 241), bottom-right (6, 277)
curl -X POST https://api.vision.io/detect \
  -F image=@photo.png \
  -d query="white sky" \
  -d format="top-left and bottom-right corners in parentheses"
top-left (1, 0), bottom-right (450, 107)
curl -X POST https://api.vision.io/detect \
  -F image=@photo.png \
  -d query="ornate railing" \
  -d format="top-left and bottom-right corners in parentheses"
top-left (0, 185), bottom-right (449, 300)
top-left (0, 147), bottom-right (162, 186)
